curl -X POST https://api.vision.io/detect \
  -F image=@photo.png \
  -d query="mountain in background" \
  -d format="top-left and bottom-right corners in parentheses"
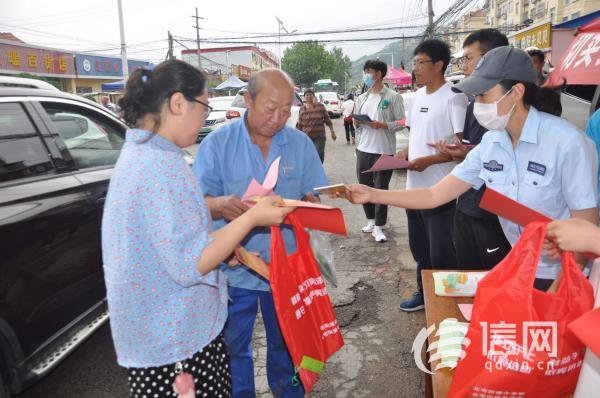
top-left (347, 37), bottom-right (421, 92)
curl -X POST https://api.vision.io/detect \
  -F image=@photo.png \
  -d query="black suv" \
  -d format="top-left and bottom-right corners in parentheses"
top-left (0, 86), bottom-right (131, 397)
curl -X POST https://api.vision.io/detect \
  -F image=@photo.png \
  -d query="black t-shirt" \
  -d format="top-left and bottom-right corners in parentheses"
top-left (456, 101), bottom-right (497, 219)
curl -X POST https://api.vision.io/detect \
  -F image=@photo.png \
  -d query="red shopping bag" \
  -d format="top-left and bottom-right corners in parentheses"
top-left (270, 213), bottom-right (344, 393)
top-left (448, 222), bottom-right (594, 398)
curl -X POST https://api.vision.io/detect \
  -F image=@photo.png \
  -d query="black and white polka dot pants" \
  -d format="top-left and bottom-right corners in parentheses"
top-left (126, 333), bottom-right (232, 398)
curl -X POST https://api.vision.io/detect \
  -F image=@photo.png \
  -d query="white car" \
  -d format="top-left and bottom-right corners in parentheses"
top-left (316, 91), bottom-right (342, 118)
top-left (199, 96), bottom-right (234, 142)
top-left (227, 89), bottom-right (303, 127)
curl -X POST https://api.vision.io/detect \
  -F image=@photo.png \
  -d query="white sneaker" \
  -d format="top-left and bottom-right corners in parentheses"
top-left (372, 226), bottom-right (387, 242)
top-left (361, 220), bottom-right (375, 233)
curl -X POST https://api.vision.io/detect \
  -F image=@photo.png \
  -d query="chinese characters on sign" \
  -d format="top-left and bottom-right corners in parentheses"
top-left (515, 23), bottom-right (551, 51)
top-left (0, 43), bottom-right (76, 76)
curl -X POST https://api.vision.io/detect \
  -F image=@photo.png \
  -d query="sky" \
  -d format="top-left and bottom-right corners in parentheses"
top-left (2, 0), bottom-right (470, 64)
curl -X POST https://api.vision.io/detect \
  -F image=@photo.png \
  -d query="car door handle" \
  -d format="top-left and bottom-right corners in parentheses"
top-left (96, 197), bottom-right (106, 205)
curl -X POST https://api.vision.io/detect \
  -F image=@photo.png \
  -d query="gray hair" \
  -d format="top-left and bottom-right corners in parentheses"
top-left (247, 68), bottom-right (295, 99)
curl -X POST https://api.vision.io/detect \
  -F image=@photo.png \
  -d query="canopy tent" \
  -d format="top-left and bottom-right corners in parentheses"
top-left (215, 75), bottom-right (247, 90)
top-left (385, 64), bottom-right (412, 85)
top-left (546, 17), bottom-right (600, 86)
top-left (101, 80), bottom-right (126, 92)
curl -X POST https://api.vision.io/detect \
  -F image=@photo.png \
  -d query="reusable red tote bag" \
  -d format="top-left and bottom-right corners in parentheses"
top-left (448, 222), bottom-right (594, 398)
top-left (270, 213), bottom-right (344, 393)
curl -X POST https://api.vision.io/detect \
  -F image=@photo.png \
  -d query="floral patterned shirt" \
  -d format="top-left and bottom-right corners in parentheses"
top-left (102, 129), bottom-right (227, 368)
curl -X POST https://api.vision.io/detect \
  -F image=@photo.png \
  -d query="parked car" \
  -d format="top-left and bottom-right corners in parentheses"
top-left (560, 84), bottom-right (600, 131)
top-left (0, 76), bottom-right (60, 91)
top-left (227, 89), bottom-right (303, 127)
top-left (317, 91), bottom-right (342, 118)
top-left (199, 96), bottom-right (234, 142)
top-left (0, 86), bottom-right (130, 397)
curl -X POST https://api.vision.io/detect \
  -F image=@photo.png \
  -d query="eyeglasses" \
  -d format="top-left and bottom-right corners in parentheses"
top-left (192, 98), bottom-right (213, 115)
top-left (457, 53), bottom-right (484, 66)
top-left (412, 59), bottom-right (434, 69)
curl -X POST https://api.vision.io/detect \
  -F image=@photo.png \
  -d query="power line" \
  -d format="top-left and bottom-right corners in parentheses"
top-left (173, 27), bottom-right (519, 46)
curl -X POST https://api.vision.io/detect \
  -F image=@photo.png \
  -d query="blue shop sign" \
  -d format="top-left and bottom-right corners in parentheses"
top-left (75, 54), bottom-right (151, 77)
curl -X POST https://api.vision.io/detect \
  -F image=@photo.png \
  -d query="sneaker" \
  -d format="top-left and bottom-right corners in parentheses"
top-left (372, 226), bottom-right (387, 242)
top-left (361, 220), bottom-right (375, 233)
top-left (399, 291), bottom-right (425, 312)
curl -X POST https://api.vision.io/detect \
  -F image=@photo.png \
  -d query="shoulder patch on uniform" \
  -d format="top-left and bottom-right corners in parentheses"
top-left (483, 160), bottom-right (504, 172)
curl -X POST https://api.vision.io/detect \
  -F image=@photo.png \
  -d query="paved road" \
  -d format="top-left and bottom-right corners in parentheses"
top-left (17, 118), bottom-right (426, 398)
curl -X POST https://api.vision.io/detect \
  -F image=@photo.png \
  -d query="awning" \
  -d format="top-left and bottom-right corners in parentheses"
top-left (215, 75), bottom-right (247, 90)
top-left (546, 17), bottom-right (600, 86)
top-left (385, 64), bottom-right (412, 85)
top-left (101, 80), bottom-right (125, 91)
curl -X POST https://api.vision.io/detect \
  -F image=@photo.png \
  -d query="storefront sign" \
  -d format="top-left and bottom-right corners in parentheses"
top-left (75, 54), bottom-right (152, 77)
top-left (0, 42), bottom-right (76, 77)
top-left (515, 23), bottom-right (552, 51)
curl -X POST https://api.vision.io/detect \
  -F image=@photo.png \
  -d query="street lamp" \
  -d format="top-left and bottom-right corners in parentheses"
top-left (276, 16), bottom-right (296, 69)
top-left (377, 52), bottom-right (394, 68)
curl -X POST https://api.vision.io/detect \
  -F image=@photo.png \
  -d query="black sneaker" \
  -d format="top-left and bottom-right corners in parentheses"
top-left (399, 291), bottom-right (424, 312)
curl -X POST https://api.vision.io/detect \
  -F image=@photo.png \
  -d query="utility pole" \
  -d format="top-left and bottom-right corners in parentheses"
top-left (276, 16), bottom-right (289, 69)
top-left (117, 0), bottom-right (129, 81)
top-left (166, 31), bottom-right (174, 61)
top-left (427, 0), bottom-right (434, 38)
top-left (192, 8), bottom-right (204, 70)
top-left (401, 33), bottom-right (405, 70)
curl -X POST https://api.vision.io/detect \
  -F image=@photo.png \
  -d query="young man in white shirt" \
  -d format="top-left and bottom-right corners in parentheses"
top-left (353, 59), bottom-right (406, 242)
top-left (397, 39), bottom-right (468, 312)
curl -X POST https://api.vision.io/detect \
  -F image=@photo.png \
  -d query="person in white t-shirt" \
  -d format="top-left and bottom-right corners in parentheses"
top-left (342, 93), bottom-right (356, 144)
top-left (396, 39), bottom-right (468, 312)
top-left (353, 59), bottom-right (405, 242)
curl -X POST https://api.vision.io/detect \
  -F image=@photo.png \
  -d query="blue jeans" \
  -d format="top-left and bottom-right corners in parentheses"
top-left (224, 286), bottom-right (305, 398)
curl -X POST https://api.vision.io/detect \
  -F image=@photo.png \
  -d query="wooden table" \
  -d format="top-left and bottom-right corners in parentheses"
top-left (422, 269), bottom-right (476, 398)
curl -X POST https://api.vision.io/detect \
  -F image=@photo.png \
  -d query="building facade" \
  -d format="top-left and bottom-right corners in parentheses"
top-left (181, 45), bottom-right (278, 77)
top-left (0, 35), bottom-right (152, 93)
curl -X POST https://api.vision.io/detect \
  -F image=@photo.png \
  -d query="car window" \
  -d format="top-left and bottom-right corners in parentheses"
top-left (563, 85), bottom-right (596, 103)
top-left (42, 103), bottom-right (125, 169)
top-left (0, 102), bottom-right (56, 182)
top-left (230, 93), bottom-right (247, 108)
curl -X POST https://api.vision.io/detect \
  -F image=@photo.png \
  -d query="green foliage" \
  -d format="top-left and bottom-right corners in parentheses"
top-left (282, 41), bottom-right (351, 90)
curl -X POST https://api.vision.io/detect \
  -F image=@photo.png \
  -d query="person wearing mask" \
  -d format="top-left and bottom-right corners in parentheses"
top-left (342, 93), bottom-right (356, 145)
top-left (102, 60), bottom-right (293, 398)
top-left (436, 30), bottom-right (512, 271)
top-left (526, 47), bottom-right (547, 86)
top-left (194, 69), bottom-right (327, 398)
top-left (353, 59), bottom-right (405, 243)
top-left (396, 39), bottom-right (468, 312)
top-left (296, 89), bottom-right (336, 163)
top-left (341, 46), bottom-right (598, 293)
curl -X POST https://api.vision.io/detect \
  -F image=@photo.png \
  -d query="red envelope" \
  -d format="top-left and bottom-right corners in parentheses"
top-left (569, 307), bottom-right (600, 357)
top-left (479, 188), bottom-right (597, 259)
top-left (289, 207), bottom-right (347, 236)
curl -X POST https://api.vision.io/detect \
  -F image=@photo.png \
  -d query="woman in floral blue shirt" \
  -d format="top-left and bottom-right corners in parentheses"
top-left (102, 60), bottom-right (292, 398)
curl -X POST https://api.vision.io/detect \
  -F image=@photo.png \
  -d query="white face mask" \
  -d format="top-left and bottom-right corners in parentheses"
top-left (473, 88), bottom-right (516, 131)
